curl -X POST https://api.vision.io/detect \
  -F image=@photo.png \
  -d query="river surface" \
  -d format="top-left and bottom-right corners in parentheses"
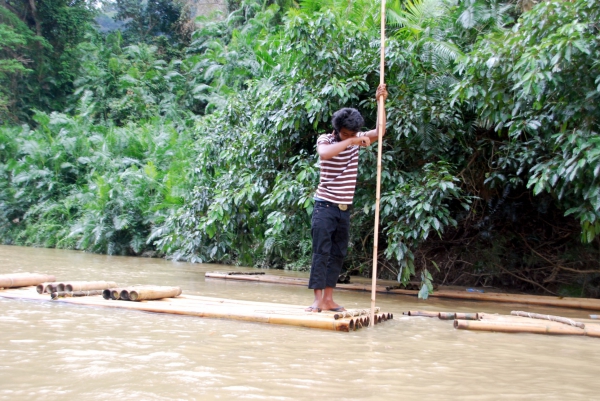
top-left (0, 245), bottom-right (599, 400)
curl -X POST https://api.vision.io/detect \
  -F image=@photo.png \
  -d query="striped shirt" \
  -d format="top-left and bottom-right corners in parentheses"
top-left (315, 131), bottom-right (367, 205)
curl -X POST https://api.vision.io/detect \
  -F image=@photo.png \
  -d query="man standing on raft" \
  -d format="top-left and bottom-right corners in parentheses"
top-left (306, 84), bottom-right (388, 313)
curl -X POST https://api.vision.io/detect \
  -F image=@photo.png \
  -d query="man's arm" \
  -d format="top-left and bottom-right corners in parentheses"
top-left (365, 84), bottom-right (388, 144)
top-left (318, 136), bottom-right (370, 160)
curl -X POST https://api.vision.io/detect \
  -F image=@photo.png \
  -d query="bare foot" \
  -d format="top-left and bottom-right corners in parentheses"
top-left (317, 302), bottom-right (345, 311)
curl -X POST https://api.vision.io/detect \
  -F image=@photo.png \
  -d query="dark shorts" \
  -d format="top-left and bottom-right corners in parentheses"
top-left (308, 201), bottom-right (351, 289)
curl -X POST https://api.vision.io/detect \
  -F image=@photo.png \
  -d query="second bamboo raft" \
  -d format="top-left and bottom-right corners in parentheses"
top-left (404, 310), bottom-right (600, 338)
top-left (205, 271), bottom-right (600, 311)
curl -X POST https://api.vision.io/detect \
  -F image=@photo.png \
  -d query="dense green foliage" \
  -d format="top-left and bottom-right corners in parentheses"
top-left (0, 0), bottom-right (97, 121)
top-left (453, 0), bottom-right (600, 243)
top-left (1, 0), bottom-right (599, 297)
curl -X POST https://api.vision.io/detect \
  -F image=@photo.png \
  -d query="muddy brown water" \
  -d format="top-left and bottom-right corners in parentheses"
top-left (1, 245), bottom-right (599, 400)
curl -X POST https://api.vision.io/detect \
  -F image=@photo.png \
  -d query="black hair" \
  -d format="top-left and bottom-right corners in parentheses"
top-left (331, 108), bottom-right (364, 140)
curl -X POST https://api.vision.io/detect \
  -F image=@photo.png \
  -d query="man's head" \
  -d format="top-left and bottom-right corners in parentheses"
top-left (332, 108), bottom-right (364, 141)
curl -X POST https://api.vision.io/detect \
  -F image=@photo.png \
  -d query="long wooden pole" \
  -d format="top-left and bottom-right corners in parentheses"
top-left (370, 0), bottom-right (386, 327)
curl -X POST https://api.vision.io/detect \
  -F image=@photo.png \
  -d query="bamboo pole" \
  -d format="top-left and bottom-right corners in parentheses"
top-left (574, 318), bottom-right (600, 325)
top-left (399, 289), bottom-right (600, 311)
top-left (64, 281), bottom-right (118, 292)
top-left (128, 286), bottom-right (182, 301)
top-left (510, 311), bottom-right (585, 329)
top-left (110, 288), bottom-right (125, 300)
top-left (332, 307), bottom-right (380, 320)
top-left (36, 282), bottom-right (55, 294)
top-left (51, 290), bottom-right (104, 299)
top-left (454, 319), bottom-right (589, 336)
top-left (405, 310), bottom-right (440, 317)
top-left (438, 312), bottom-right (480, 320)
top-left (462, 315), bottom-right (600, 338)
top-left (371, 0), bottom-right (386, 329)
top-left (0, 273), bottom-right (55, 288)
top-left (455, 319), bottom-right (581, 335)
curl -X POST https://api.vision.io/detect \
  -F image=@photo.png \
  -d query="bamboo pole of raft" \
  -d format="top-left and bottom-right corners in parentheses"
top-left (510, 311), bottom-right (585, 328)
top-left (454, 319), bottom-right (600, 337)
top-left (110, 288), bottom-right (125, 300)
top-left (405, 310), bottom-right (440, 318)
top-left (51, 290), bottom-right (104, 299)
top-left (0, 273), bottom-right (55, 288)
top-left (64, 281), bottom-right (118, 292)
top-left (438, 312), bottom-right (480, 320)
top-left (370, 0), bottom-right (386, 329)
top-left (36, 282), bottom-right (55, 294)
top-left (128, 286), bottom-right (182, 301)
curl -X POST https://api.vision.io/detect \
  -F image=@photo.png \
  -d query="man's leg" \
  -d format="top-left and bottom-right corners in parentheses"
top-left (307, 204), bottom-right (336, 311)
top-left (320, 210), bottom-right (350, 311)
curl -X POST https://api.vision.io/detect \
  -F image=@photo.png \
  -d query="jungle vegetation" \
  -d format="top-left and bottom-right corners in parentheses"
top-left (1, 0), bottom-right (599, 298)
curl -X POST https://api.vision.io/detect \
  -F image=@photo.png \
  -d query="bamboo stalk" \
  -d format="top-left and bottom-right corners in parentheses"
top-left (584, 325), bottom-right (600, 338)
top-left (51, 290), bottom-right (104, 299)
top-left (64, 281), bottom-right (118, 292)
top-left (36, 282), bottom-right (54, 294)
top-left (371, 0), bottom-right (387, 329)
top-left (439, 312), bottom-right (479, 320)
top-left (128, 286), bottom-right (182, 301)
top-left (405, 310), bottom-right (440, 318)
top-left (0, 273), bottom-right (55, 288)
top-left (224, 271), bottom-right (266, 276)
top-left (454, 319), bottom-right (588, 336)
top-left (110, 288), bottom-right (124, 300)
top-left (332, 307), bottom-right (380, 320)
top-left (574, 318), bottom-right (600, 325)
top-left (510, 310), bottom-right (585, 328)
top-left (461, 315), bottom-right (600, 337)
top-left (396, 289), bottom-right (600, 311)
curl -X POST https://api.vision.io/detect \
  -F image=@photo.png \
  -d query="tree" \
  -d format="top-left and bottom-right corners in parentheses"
top-left (0, 0), bottom-right (97, 120)
top-left (114, 0), bottom-right (192, 47)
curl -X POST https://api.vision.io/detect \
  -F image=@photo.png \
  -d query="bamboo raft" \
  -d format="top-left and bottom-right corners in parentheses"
top-left (404, 310), bottom-right (600, 338)
top-left (0, 274), bottom-right (392, 332)
top-left (205, 271), bottom-right (600, 311)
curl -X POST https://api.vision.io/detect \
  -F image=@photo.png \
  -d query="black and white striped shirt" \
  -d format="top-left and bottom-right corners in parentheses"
top-left (315, 131), bottom-right (367, 205)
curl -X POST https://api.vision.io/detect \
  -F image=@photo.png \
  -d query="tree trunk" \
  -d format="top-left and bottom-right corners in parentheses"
top-left (27, 0), bottom-right (42, 36)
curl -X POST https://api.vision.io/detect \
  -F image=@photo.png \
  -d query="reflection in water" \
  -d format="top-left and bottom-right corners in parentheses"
top-left (1, 245), bottom-right (599, 400)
